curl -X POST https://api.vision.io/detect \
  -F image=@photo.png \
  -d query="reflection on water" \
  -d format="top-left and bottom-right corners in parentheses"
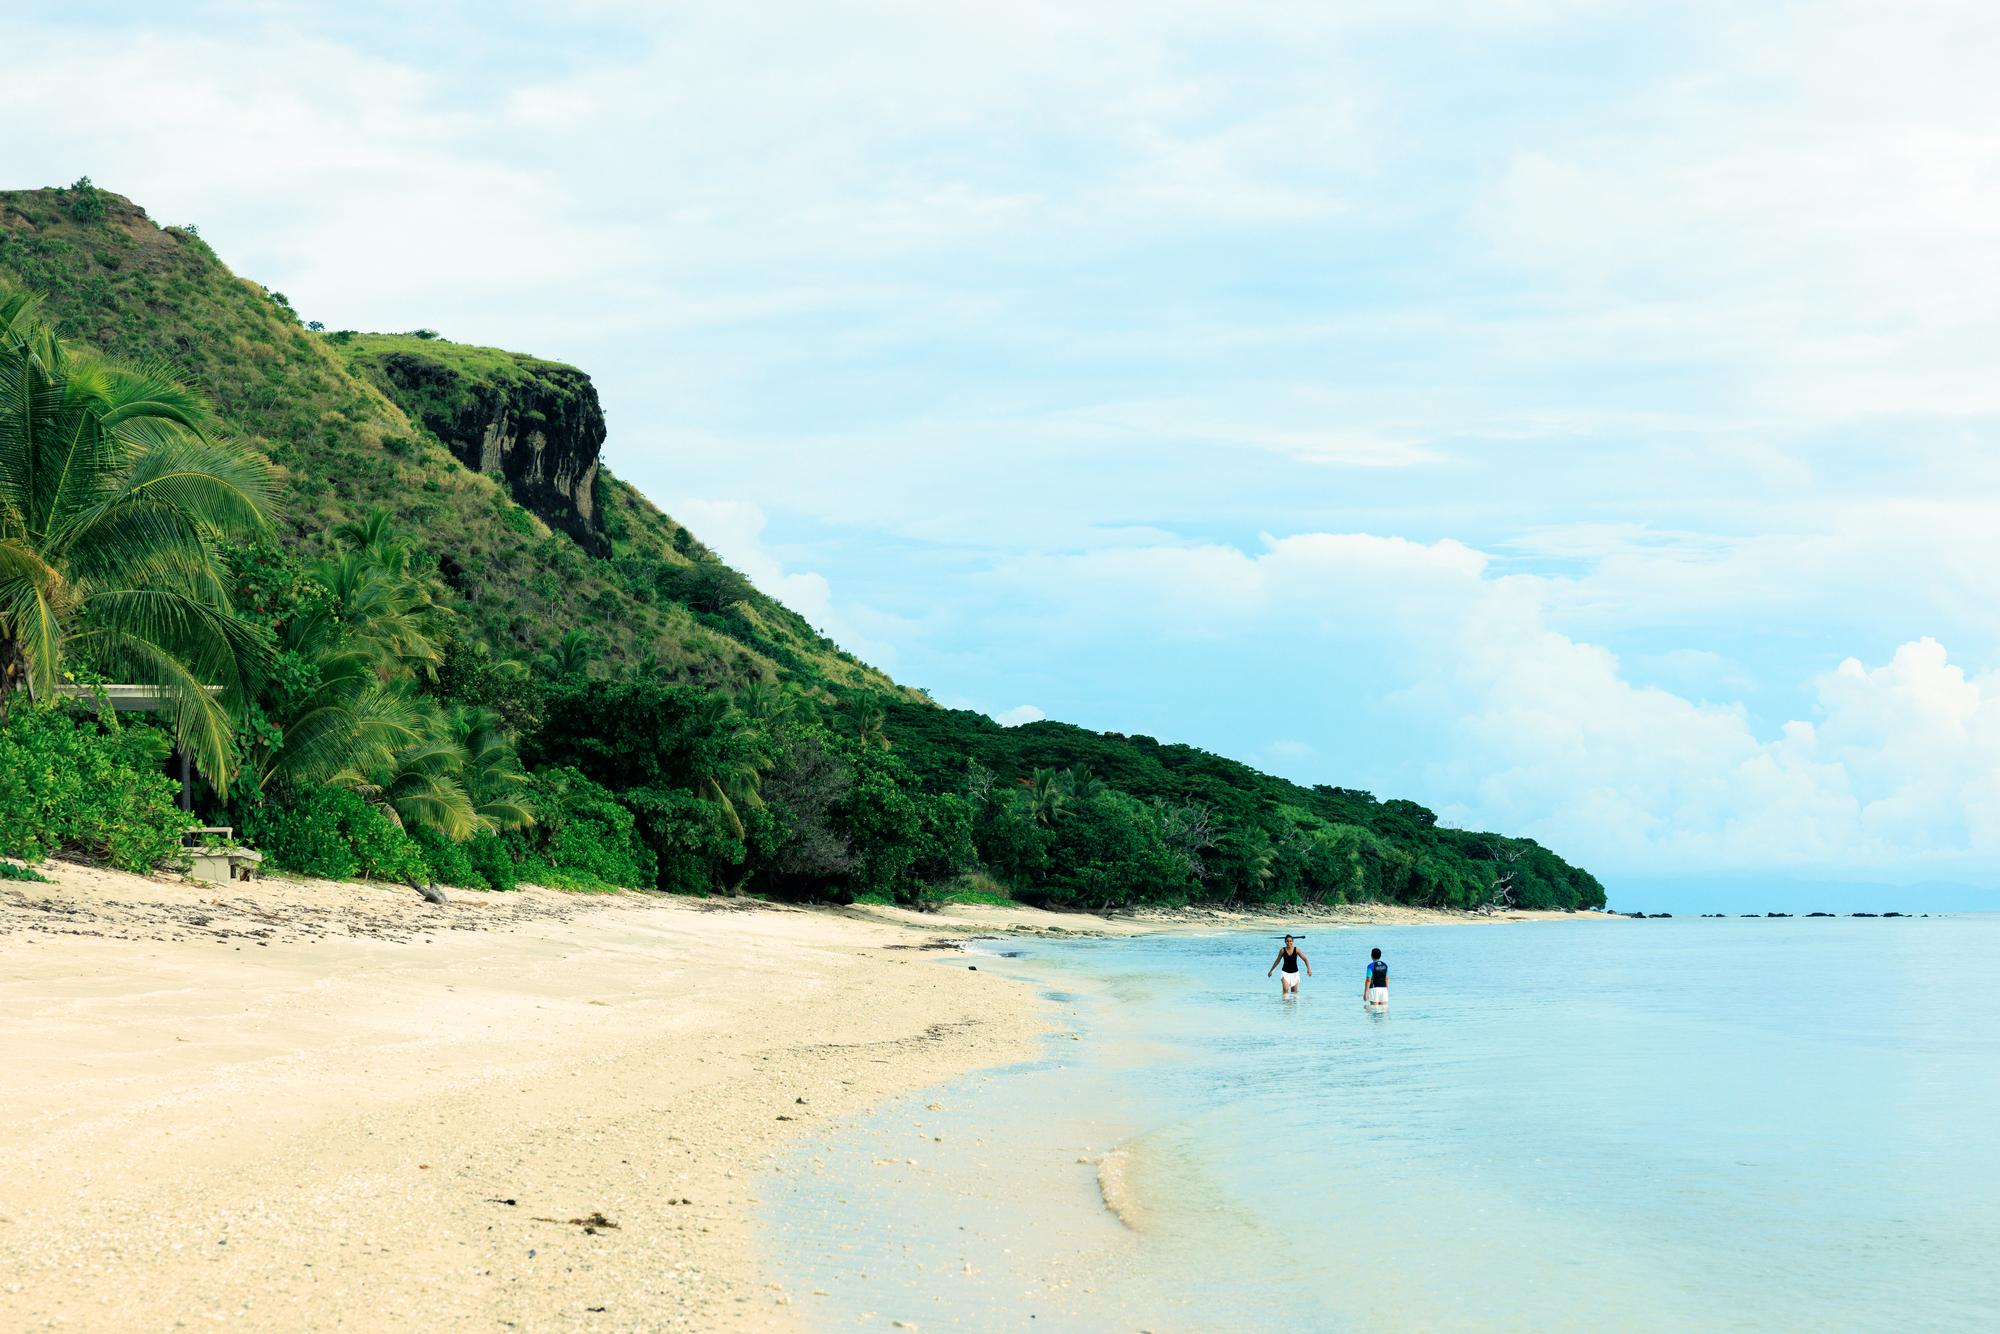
top-left (763, 918), bottom-right (2000, 1331)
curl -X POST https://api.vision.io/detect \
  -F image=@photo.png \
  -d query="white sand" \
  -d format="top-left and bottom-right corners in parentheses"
top-left (0, 863), bottom-right (1609, 1331)
top-left (0, 865), bottom-right (1044, 1331)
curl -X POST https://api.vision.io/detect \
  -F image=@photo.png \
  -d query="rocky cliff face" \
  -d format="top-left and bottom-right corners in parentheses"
top-left (349, 342), bottom-right (610, 556)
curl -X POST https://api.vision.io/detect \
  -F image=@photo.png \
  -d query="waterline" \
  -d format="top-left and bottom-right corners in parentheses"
top-left (763, 918), bottom-right (2000, 1330)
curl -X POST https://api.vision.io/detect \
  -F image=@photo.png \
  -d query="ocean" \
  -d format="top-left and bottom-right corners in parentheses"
top-left (761, 917), bottom-right (2000, 1331)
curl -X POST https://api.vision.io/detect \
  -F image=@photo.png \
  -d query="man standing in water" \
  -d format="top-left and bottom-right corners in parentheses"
top-left (1363, 948), bottom-right (1389, 1007)
top-left (1268, 935), bottom-right (1311, 995)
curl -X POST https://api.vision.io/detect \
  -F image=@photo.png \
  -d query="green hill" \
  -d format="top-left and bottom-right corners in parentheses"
top-left (0, 182), bottom-right (906, 700)
top-left (1, 178), bottom-right (1604, 911)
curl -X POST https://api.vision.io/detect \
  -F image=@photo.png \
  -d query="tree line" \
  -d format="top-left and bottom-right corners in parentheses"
top-left (0, 285), bottom-right (1604, 910)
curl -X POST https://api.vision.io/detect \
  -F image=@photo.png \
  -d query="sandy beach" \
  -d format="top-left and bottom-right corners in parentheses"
top-left (2, 865), bottom-right (1060, 1332)
top-left (1, 865), bottom-right (1607, 1332)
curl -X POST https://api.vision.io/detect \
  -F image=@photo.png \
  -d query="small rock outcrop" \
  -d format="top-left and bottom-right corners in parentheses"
top-left (352, 342), bottom-right (610, 556)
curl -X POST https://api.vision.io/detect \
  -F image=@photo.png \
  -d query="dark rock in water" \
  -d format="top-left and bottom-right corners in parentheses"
top-left (1654, 912), bottom-right (1673, 918)
top-left (1851, 912), bottom-right (1877, 917)
top-left (1806, 912), bottom-right (1834, 917)
top-left (1740, 914), bottom-right (1758, 918)
top-left (1882, 911), bottom-right (1906, 918)
top-left (1765, 912), bottom-right (1792, 918)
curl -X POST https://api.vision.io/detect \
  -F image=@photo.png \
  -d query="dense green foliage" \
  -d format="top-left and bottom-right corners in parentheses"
top-left (0, 182), bottom-right (1604, 910)
top-left (238, 787), bottom-right (429, 884)
top-left (0, 700), bottom-right (192, 872)
top-left (879, 701), bottom-right (1606, 910)
top-left (0, 288), bottom-right (277, 784)
top-left (0, 185), bottom-right (907, 700)
top-left (500, 767), bottom-right (653, 891)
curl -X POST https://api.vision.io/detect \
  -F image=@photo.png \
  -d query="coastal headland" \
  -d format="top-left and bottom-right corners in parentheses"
top-left (1, 864), bottom-right (1598, 1331)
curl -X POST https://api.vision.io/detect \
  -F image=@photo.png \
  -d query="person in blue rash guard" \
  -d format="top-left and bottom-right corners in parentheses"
top-left (1362, 947), bottom-right (1389, 1007)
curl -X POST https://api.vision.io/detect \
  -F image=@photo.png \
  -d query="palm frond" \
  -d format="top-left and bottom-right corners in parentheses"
top-left (76, 627), bottom-right (237, 791)
top-left (116, 432), bottom-right (278, 532)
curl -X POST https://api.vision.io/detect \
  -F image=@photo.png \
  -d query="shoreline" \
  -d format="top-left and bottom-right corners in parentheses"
top-left (0, 864), bottom-right (1607, 1331)
top-left (1, 864), bottom-right (1053, 1332)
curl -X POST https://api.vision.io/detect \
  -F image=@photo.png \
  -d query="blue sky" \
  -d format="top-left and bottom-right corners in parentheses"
top-left (9, 2), bottom-right (2000, 886)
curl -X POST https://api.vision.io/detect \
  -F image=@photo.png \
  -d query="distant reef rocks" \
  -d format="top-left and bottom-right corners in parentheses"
top-left (344, 337), bottom-right (610, 556)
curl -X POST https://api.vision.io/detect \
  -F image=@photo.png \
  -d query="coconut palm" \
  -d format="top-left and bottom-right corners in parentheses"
top-left (1065, 766), bottom-right (1106, 802)
top-left (0, 288), bottom-right (276, 787)
top-left (364, 720), bottom-right (479, 839)
top-left (1019, 767), bottom-right (1073, 826)
top-left (539, 628), bottom-right (602, 681)
top-left (251, 645), bottom-right (422, 792)
top-left (450, 704), bottom-right (533, 831)
top-left (299, 547), bottom-right (447, 678)
top-left (842, 698), bottom-right (890, 750)
top-left (684, 693), bottom-right (767, 840)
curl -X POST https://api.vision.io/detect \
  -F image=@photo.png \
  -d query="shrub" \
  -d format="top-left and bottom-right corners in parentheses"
top-left (67, 176), bottom-right (107, 222)
top-left (0, 703), bottom-right (192, 872)
top-left (466, 830), bottom-right (518, 892)
top-left (239, 787), bottom-right (430, 883)
top-left (412, 825), bottom-right (479, 888)
top-left (410, 826), bottom-right (519, 892)
top-left (503, 767), bottom-right (651, 890)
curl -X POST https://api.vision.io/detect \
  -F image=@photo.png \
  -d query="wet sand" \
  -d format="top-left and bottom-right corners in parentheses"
top-left (0, 864), bottom-right (1605, 1331)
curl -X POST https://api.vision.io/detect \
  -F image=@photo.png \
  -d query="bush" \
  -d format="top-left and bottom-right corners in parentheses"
top-left (466, 830), bottom-right (518, 892)
top-left (410, 826), bottom-right (520, 892)
top-left (413, 825), bottom-right (480, 888)
top-left (0, 702), bottom-right (192, 872)
top-left (239, 787), bottom-right (430, 883)
top-left (67, 176), bottom-right (107, 222)
top-left (503, 767), bottom-right (651, 890)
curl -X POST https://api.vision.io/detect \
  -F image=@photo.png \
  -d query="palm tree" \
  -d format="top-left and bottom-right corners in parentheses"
top-left (735, 679), bottom-right (798, 726)
top-left (257, 623), bottom-right (534, 843)
top-left (0, 288), bottom-right (276, 787)
top-left (689, 694), bottom-right (768, 841)
top-left (540, 628), bottom-right (602, 681)
top-left (450, 704), bottom-right (533, 832)
top-left (361, 718), bottom-right (479, 840)
top-left (326, 553), bottom-right (447, 671)
top-left (333, 510), bottom-right (416, 573)
top-left (1065, 766), bottom-right (1106, 802)
top-left (843, 698), bottom-right (890, 750)
top-left (251, 644), bottom-right (420, 792)
top-left (1019, 767), bottom-right (1073, 826)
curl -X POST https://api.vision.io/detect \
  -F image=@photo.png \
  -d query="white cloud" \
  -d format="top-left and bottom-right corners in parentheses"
top-left (9, 2), bottom-right (2000, 881)
top-left (1482, 0), bottom-right (2000, 420)
top-left (993, 705), bottom-right (1047, 727)
top-left (668, 498), bottom-right (910, 669)
top-left (998, 529), bottom-right (2000, 874)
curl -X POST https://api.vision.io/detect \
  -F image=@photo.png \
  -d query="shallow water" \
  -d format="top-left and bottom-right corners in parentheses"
top-left (762, 917), bottom-right (2000, 1331)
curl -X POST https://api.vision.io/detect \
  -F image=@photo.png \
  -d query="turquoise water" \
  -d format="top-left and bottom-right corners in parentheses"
top-left (763, 918), bottom-right (2000, 1330)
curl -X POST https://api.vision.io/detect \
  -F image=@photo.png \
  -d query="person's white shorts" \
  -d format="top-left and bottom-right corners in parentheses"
top-left (1366, 987), bottom-right (1388, 1005)
top-left (1281, 973), bottom-right (1300, 988)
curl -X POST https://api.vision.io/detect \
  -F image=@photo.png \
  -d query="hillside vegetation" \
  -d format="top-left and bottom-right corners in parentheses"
top-left (1, 179), bottom-right (1604, 912)
top-left (0, 183), bottom-right (903, 700)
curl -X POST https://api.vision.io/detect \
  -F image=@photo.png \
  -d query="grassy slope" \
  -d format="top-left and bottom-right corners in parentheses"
top-left (1, 182), bottom-right (1602, 904)
top-left (0, 185), bottom-right (907, 698)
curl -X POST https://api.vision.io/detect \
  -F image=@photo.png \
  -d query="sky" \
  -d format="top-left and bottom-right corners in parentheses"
top-left (7, 1), bottom-right (2000, 891)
